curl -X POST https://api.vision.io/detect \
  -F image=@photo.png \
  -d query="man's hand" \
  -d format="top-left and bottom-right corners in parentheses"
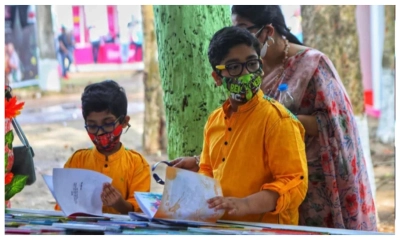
top-left (170, 156), bottom-right (199, 172)
top-left (207, 196), bottom-right (250, 217)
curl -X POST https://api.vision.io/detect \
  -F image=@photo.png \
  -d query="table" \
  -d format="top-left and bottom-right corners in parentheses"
top-left (4, 208), bottom-right (392, 235)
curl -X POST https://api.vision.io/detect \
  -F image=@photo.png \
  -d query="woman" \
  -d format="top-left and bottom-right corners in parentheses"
top-left (171, 5), bottom-right (377, 231)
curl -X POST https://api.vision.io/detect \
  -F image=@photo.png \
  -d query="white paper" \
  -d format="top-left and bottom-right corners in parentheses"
top-left (133, 166), bottom-right (224, 222)
top-left (154, 166), bottom-right (225, 222)
top-left (43, 168), bottom-right (112, 217)
top-left (42, 174), bottom-right (56, 200)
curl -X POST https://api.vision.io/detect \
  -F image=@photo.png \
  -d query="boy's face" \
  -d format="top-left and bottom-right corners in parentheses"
top-left (211, 44), bottom-right (262, 86)
top-left (85, 110), bottom-right (130, 153)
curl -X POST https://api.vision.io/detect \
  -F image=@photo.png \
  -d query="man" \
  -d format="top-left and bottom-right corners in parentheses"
top-left (58, 26), bottom-right (73, 79)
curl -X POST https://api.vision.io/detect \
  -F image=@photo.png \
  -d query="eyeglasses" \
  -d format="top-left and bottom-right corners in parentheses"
top-left (246, 25), bottom-right (265, 38)
top-left (216, 59), bottom-right (262, 77)
top-left (85, 115), bottom-right (124, 135)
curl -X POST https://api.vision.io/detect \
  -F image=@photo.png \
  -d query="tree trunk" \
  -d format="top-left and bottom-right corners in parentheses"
top-left (141, 5), bottom-right (167, 155)
top-left (376, 5), bottom-right (395, 144)
top-left (154, 5), bottom-right (230, 159)
top-left (301, 5), bottom-right (378, 222)
top-left (301, 5), bottom-right (364, 115)
top-left (36, 5), bottom-right (56, 59)
top-left (36, 5), bottom-right (60, 92)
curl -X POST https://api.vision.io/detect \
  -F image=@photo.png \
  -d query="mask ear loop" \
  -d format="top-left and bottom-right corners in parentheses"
top-left (151, 161), bottom-right (173, 185)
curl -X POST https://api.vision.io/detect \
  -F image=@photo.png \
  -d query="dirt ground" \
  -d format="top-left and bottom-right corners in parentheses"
top-left (9, 71), bottom-right (395, 233)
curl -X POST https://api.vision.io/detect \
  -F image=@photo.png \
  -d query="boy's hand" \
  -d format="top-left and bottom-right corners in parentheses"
top-left (101, 183), bottom-right (123, 208)
top-left (207, 196), bottom-right (249, 217)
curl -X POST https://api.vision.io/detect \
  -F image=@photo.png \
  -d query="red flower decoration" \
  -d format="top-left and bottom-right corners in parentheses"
top-left (5, 96), bottom-right (25, 119)
top-left (5, 172), bottom-right (14, 185)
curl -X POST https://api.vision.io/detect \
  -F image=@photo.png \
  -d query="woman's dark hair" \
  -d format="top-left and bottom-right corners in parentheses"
top-left (231, 5), bottom-right (303, 45)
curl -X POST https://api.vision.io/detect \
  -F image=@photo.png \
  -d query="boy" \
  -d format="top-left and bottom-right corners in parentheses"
top-left (173, 26), bottom-right (308, 225)
top-left (55, 80), bottom-right (150, 214)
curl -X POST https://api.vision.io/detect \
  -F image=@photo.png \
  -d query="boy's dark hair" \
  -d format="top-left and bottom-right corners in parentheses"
top-left (208, 26), bottom-right (261, 72)
top-left (81, 80), bottom-right (127, 123)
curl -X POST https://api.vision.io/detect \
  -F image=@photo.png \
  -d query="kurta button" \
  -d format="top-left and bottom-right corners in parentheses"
top-left (300, 176), bottom-right (304, 179)
top-left (222, 158), bottom-right (225, 162)
top-left (228, 128), bottom-right (232, 131)
top-left (105, 164), bottom-right (108, 168)
top-left (224, 141), bottom-right (228, 145)
top-left (224, 116), bottom-right (227, 119)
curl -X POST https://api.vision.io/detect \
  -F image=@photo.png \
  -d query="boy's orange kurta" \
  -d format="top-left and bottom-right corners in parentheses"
top-left (55, 144), bottom-right (150, 214)
top-left (199, 90), bottom-right (308, 225)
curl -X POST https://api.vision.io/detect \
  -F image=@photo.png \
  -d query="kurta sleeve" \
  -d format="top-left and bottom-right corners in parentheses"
top-left (198, 119), bottom-right (213, 178)
top-left (262, 116), bottom-right (308, 214)
top-left (127, 154), bottom-right (151, 212)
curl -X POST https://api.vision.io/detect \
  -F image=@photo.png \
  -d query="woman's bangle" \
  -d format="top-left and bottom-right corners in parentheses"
top-left (194, 155), bottom-right (200, 166)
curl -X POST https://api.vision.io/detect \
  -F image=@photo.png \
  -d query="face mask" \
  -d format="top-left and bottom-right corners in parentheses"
top-left (222, 69), bottom-right (263, 102)
top-left (252, 27), bottom-right (269, 58)
top-left (88, 124), bottom-right (123, 151)
top-left (260, 41), bottom-right (268, 58)
top-left (252, 25), bottom-right (275, 58)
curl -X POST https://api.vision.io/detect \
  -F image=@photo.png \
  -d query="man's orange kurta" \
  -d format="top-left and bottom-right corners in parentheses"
top-left (199, 90), bottom-right (308, 225)
top-left (55, 144), bottom-right (150, 214)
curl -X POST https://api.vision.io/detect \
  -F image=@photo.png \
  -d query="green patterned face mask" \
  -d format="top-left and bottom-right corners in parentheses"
top-left (222, 69), bottom-right (263, 102)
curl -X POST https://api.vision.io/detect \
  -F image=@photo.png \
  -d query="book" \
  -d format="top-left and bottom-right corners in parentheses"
top-left (42, 168), bottom-right (112, 217)
top-left (133, 166), bottom-right (224, 223)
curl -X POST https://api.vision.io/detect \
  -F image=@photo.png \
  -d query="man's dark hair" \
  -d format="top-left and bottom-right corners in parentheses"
top-left (81, 80), bottom-right (127, 123)
top-left (208, 26), bottom-right (261, 72)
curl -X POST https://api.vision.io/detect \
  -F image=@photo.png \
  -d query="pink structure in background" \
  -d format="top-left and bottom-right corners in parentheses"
top-left (356, 5), bottom-right (384, 118)
top-left (70, 5), bottom-right (142, 65)
top-left (107, 6), bottom-right (119, 38)
top-left (74, 44), bottom-right (142, 64)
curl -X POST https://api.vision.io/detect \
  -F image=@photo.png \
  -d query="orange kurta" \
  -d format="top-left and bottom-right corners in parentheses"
top-left (199, 90), bottom-right (308, 225)
top-left (55, 144), bottom-right (150, 214)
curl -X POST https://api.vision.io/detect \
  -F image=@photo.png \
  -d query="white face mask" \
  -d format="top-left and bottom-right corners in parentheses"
top-left (252, 26), bottom-right (270, 58)
top-left (260, 41), bottom-right (268, 58)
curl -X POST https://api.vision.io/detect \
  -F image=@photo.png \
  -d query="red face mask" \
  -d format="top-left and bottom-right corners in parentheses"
top-left (88, 124), bottom-right (123, 151)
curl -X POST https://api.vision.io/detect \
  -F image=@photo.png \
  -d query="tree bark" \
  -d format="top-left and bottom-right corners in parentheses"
top-left (301, 5), bottom-right (364, 115)
top-left (36, 5), bottom-right (57, 59)
top-left (141, 5), bottom-right (167, 155)
top-left (154, 5), bottom-right (230, 159)
top-left (376, 5), bottom-right (395, 144)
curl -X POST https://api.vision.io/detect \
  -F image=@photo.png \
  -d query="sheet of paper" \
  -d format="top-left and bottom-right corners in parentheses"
top-left (154, 166), bottom-right (224, 222)
top-left (52, 168), bottom-right (112, 217)
top-left (42, 174), bottom-right (57, 200)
